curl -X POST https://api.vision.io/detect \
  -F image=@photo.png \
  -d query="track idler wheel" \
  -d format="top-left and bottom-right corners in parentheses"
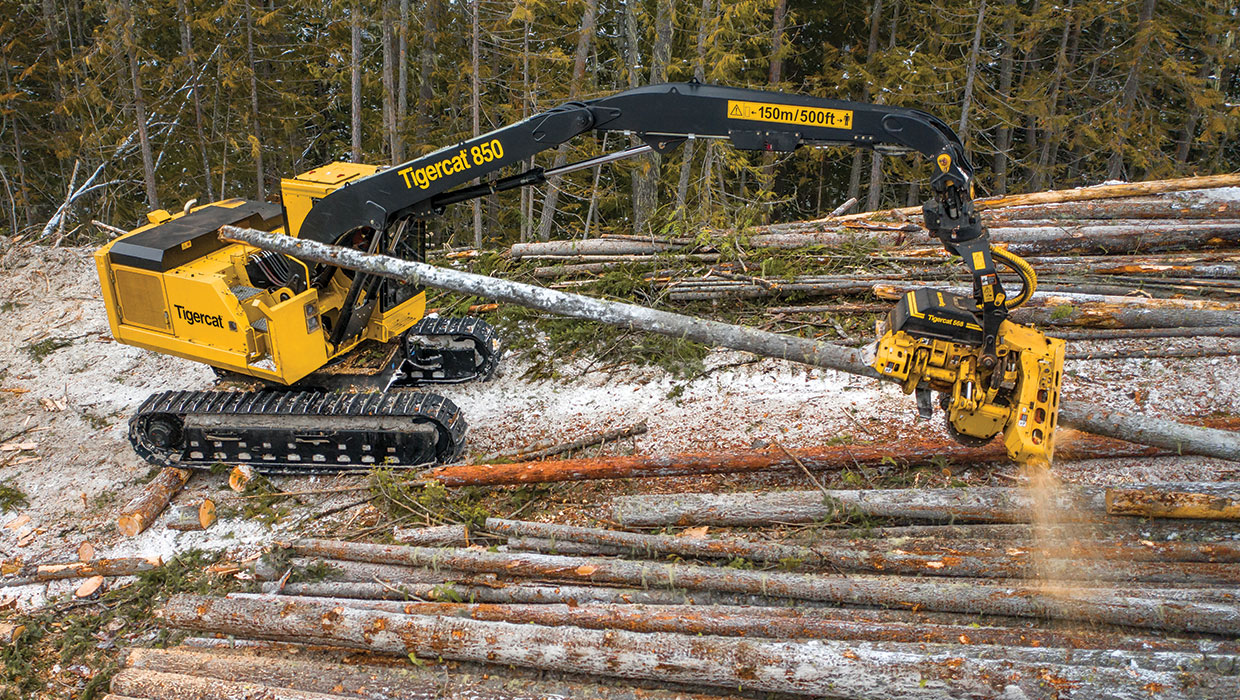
top-left (129, 413), bottom-right (185, 465)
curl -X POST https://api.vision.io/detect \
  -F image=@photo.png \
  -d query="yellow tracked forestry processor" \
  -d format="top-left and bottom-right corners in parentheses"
top-left (97, 81), bottom-right (1063, 473)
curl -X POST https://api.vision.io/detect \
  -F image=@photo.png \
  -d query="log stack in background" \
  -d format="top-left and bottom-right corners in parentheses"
top-left (511, 178), bottom-right (1240, 359)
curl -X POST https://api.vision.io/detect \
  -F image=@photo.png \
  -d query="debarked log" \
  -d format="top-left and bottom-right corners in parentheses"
top-left (221, 226), bottom-right (1240, 462)
top-left (1107, 486), bottom-right (1240, 521)
top-left (1, 556), bottom-right (162, 588)
top-left (220, 595), bottom-right (1240, 655)
top-left (158, 594), bottom-right (1240, 699)
top-left (288, 539), bottom-right (1240, 635)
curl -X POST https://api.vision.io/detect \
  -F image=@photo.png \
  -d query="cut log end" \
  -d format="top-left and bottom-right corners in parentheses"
top-left (168, 500), bottom-right (217, 531)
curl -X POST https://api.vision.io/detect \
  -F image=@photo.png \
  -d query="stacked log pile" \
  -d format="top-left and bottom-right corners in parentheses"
top-left (510, 177), bottom-right (1240, 358)
top-left (119, 481), bottom-right (1240, 699)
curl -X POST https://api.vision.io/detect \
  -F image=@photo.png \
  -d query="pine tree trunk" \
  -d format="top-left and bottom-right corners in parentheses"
top-left (848, 0), bottom-right (885, 203)
top-left (178, 0), bottom-right (213, 202)
top-left (957, 0), bottom-right (986, 139)
top-left (993, 0), bottom-right (1016, 194)
top-left (1032, 5), bottom-right (1075, 190)
top-left (675, 0), bottom-right (713, 222)
top-left (395, 0), bottom-right (408, 163)
top-left (535, 0), bottom-right (597, 241)
top-left (244, 0), bottom-right (265, 199)
top-left (382, 0), bottom-right (398, 165)
top-left (416, 0), bottom-right (438, 145)
top-left (630, 0), bottom-right (673, 236)
top-left (122, 0), bottom-right (159, 210)
top-left (768, 0), bottom-right (787, 84)
top-left (1175, 30), bottom-right (1217, 167)
top-left (1106, 0), bottom-right (1158, 180)
top-left (350, 1), bottom-right (362, 163)
top-left (470, 0), bottom-right (482, 247)
top-left (1, 58), bottom-right (32, 228)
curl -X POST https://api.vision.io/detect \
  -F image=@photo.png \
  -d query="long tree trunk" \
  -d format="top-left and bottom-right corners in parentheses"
top-left (121, 0), bottom-right (159, 210)
top-left (535, 0), bottom-right (598, 241)
top-left (244, 0), bottom-right (265, 199)
top-left (350, 0), bottom-right (362, 163)
top-left (1, 57), bottom-right (33, 228)
top-left (470, 0), bottom-right (482, 247)
top-left (381, 0), bottom-right (398, 165)
top-left (848, 0), bottom-right (885, 203)
top-left (177, 0), bottom-right (213, 202)
top-left (1175, 29), bottom-right (1218, 167)
top-left (1032, 5), bottom-right (1075, 190)
top-left (992, 0), bottom-right (1016, 193)
top-left (223, 224), bottom-right (1240, 462)
top-left (1106, 0), bottom-right (1158, 180)
top-left (161, 594), bottom-right (1240, 698)
top-left (957, 0), bottom-right (986, 139)
top-left (415, 0), bottom-right (438, 147)
top-left (636, 0), bottom-right (673, 234)
top-left (674, 0), bottom-right (714, 222)
top-left (395, 0), bottom-right (408, 163)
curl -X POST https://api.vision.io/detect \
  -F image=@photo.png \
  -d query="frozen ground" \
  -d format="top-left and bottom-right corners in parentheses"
top-left (0, 245), bottom-right (1237, 605)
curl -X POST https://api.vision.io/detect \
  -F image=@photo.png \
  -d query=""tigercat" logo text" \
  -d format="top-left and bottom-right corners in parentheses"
top-left (175, 304), bottom-right (224, 328)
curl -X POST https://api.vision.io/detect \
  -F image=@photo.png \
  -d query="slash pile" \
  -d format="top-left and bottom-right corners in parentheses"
top-left (111, 482), bottom-right (1240, 699)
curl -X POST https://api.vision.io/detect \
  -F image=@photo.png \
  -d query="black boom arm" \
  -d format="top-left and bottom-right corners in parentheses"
top-left (302, 82), bottom-right (1008, 359)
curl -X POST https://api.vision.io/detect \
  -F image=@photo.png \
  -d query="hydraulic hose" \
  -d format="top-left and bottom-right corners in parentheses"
top-left (991, 247), bottom-right (1037, 310)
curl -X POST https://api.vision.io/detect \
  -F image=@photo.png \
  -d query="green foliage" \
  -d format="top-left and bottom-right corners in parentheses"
top-left (0, 480), bottom-right (28, 513)
top-left (0, 551), bottom-right (245, 698)
top-left (2, 0), bottom-right (1234, 245)
top-left (1051, 304), bottom-right (1076, 320)
top-left (369, 471), bottom-right (491, 528)
top-left (23, 337), bottom-right (73, 363)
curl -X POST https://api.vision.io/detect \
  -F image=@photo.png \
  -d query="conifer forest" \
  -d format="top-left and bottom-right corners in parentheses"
top-left (1, 0), bottom-right (1237, 246)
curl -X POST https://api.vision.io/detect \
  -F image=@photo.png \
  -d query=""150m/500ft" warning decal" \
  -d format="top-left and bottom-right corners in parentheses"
top-left (398, 138), bottom-right (505, 190)
top-left (727, 100), bottom-right (852, 129)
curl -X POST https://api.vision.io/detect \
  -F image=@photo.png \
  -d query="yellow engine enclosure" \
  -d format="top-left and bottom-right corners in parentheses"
top-left (95, 164), bottom-right (426, 385)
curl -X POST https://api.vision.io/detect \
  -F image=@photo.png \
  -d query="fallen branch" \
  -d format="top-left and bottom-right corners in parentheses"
top-left (471, 421), bottom-right (647, 464)
top-left (1, 556), bottom-right (162, 587)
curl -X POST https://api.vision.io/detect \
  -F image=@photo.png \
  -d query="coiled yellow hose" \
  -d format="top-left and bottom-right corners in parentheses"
top-left (990, 247), bottom-right (1037, 310)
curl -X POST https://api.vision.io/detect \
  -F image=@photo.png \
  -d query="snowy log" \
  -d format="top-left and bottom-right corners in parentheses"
top-left (288, 539), bottom-right (1240, 635)
top-left (222, 225), bottom-right (1240, 462)
top-left (158, 594), bottom-right (1240, 699)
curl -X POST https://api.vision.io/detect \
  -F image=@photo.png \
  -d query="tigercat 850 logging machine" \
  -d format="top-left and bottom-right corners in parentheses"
top-left (96, 82), bottom-right (1063, 475)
